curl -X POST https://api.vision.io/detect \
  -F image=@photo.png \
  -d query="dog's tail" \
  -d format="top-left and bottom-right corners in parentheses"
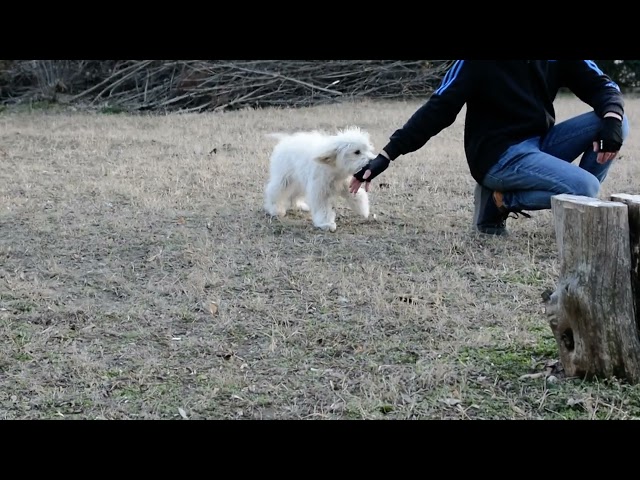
top-left (265, 132), bottom-right (289, 141)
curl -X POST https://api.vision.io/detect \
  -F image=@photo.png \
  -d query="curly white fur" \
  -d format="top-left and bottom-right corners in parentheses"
top-left (264, 126), bottom-right (376, 232)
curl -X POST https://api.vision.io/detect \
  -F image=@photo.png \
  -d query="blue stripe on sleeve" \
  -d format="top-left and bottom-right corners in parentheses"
top-left (434, 60), bottom-right (464, 96)
top-left (584, 60), bottom-right (621, 91)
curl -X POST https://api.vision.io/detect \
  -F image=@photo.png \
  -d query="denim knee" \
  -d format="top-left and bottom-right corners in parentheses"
top-left (572, 173), bottom-right (600, 197)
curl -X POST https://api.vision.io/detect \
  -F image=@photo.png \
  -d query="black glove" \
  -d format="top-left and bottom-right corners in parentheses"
top-left (353, 154), bottom-right (391, 183)
top-left (598, 116), bottom-right (623, 153)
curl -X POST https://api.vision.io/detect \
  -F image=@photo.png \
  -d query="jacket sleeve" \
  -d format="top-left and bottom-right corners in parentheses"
top-left (561, 60), bottom-right (625, 118)
top-left (382, 60), bottom-right (475, 160)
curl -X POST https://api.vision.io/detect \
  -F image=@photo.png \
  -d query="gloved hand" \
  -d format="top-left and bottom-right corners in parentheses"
top-left (598, 116), bottom-right (623, 153)
top-left (353, 154), bottom-right (391, 183)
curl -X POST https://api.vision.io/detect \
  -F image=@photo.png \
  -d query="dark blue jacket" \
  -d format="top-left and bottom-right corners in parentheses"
top-left (382, 60), bottom-right (625, 184)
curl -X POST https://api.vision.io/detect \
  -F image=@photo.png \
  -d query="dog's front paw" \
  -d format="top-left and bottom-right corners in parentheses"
top-left (295, 200), bottom-right (310, 212)
top-left (316, 222), bottom-right (337, 232)
top-left (265, 204), bottom-right (287, 218)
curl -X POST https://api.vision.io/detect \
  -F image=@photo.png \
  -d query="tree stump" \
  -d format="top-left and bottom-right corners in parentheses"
top-left (610, 193), bottom-right (640, 334)
top-left (545, 194), bottom-right (640, 383)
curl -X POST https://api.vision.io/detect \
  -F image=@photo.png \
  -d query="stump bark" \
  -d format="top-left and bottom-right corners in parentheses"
top-left (545, 194), bottom-right (640, 383)
top-left (610, 193), bottom-right (640, 334)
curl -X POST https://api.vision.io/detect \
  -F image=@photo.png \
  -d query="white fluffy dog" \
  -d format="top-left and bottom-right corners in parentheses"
top-left (264, 126), bottom-right (376, 232)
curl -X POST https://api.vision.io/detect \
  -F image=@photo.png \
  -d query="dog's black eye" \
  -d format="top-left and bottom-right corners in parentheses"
top-left (354, 150), bottom-right (360, 155)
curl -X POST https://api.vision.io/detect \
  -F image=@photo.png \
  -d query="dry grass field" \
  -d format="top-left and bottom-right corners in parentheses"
top-left (2, 94), bottom-right (640, 420)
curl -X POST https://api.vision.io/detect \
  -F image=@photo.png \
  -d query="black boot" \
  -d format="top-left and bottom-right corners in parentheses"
top-left (473, 184), bottom-right (530, 236)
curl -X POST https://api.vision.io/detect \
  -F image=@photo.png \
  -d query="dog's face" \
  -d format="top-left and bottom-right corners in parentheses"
top-left (315, 127), bottom-right (376, 174)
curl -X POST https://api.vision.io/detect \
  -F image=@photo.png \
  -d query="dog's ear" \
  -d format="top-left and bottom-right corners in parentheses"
top-left (314, 146), bottom-right (339, 166)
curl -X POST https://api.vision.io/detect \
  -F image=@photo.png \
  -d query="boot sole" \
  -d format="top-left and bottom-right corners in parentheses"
top-left (475, 225), bottom-right (508, 236)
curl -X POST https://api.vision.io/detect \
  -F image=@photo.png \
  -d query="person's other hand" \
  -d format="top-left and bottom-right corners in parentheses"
top-left (593, 115), bottom-right (623, 164)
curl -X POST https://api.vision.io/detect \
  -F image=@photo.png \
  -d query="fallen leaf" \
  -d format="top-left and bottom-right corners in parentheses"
top-left (209, 302), bottom-right (218, 316)
top-left (442, 398), bottom-right (461, 407)
top-left (178, 407), bottom-right (188, 419)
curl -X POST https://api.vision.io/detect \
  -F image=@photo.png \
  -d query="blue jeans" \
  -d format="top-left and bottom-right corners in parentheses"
top-left (482, 112), bottom-right (631, 211)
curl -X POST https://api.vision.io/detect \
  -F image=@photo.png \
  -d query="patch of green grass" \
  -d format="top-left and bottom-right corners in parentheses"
top-left (14, 352), bottom-right (33, 362)
top-left (29, 100), bottom-right (56, 111)
top-left (527, 321), bottom-right (553, 334)
top-left (388, 349), bottom-right (420, 365)
top-left (344, 404), bottom-right (366, 419)
top-left (459, 336), bottom-right (558, 380)
top-left (35, 397), bottom-right (96, 418)
top-left (502, 268), bottom-right (548, 286)
top-left (0, 99), bottom-right (73, 115)
top-left (106, 369), bottom-right (123, 379)
top-left (115, 385), bottom-right (143, 399)
top-left (452, 338), bottom-right (640, 419)
top-left (251, 395), bottom-right (273, 407)
top-left (179, 311), bottom-right (197, 323)
top-left (100, 105), bottom-right (127, 115)
top-left (9, 300), bottom-right (36, 313)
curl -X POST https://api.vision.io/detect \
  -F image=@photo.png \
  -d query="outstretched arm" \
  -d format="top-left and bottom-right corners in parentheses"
top-left (350, 60), bottom-right (476, 193)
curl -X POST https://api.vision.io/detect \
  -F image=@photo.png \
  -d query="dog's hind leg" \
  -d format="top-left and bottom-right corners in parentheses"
top-left (341, 187), bottom-right (369, 219)
top-left (264, 177), bottom-right (292, 217)
top-left (283, 185), bottom-right (309, 212)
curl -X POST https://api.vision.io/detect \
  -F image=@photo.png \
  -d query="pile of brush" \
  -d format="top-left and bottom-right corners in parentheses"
top-left (0, 60), bottom-right (454, 113)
